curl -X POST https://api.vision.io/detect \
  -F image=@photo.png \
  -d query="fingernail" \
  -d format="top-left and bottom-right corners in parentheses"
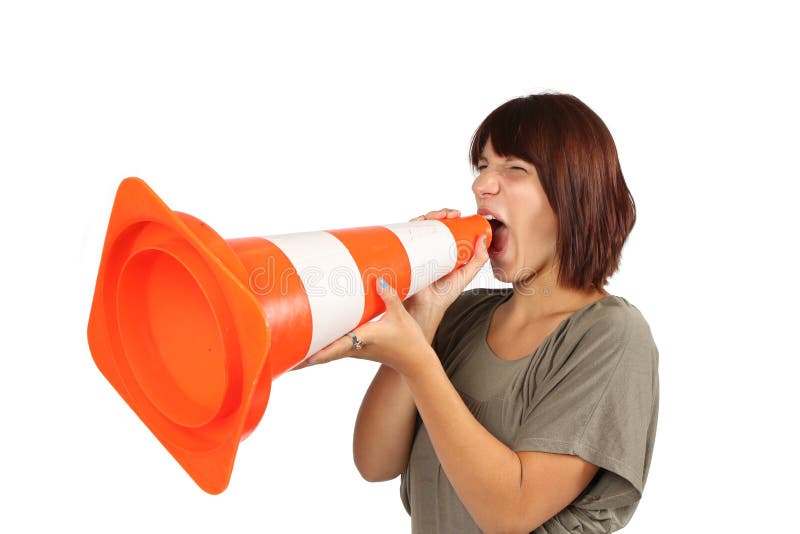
top-left (378, 277), bottom-right (388, 289)
top-left (307, 360), bottom-right (317, 366)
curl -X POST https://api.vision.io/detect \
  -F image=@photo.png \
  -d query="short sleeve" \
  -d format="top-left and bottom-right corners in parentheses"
top-left (511, 306), bottom-right (659, 510)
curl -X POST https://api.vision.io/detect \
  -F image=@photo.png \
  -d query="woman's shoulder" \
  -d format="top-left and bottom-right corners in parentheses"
top-left (582, 294), bottom-right (654, 338)
top-left (571, 294), bottom-right (659, 362)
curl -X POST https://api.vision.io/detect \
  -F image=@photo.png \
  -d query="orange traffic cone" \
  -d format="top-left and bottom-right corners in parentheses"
top-left (87, 177), bottom-right (491, 494)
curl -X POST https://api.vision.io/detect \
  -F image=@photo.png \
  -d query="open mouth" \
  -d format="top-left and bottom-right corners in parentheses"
top-left (483, 215), bottom-right (509, 257)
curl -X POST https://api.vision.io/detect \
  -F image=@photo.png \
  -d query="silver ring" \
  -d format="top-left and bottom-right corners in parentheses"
top-left (346, 332), bottom-right (365, 351)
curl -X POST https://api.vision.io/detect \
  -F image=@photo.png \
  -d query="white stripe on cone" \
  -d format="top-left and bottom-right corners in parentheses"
top-left (382, 220), bottom-right (458, 297)
top-left (263, 231), bottom-right (365, 358)
top-left (263, 220), bottom-right (457, 360)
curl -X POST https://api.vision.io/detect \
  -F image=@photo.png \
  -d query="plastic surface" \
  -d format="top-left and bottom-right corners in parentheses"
top-left (87, 177), bottom-right (491, 493)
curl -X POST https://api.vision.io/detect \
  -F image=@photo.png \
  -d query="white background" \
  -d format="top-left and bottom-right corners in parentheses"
top-left (1, 1), bottom-right (798, 532)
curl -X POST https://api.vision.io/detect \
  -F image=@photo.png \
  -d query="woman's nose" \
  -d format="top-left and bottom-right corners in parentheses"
top-left (472, 170), bottom-right (500, 197)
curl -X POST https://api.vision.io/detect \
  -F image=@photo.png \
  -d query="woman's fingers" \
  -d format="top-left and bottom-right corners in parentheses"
top-left (409, 208), bottom-right (460, 222)
top-left (432, 235), bottom-right (489, 295)
top-left (289, 335), bottom-right (353, 370)
top-left (290, 359), bottom-right (313, 371)
top-left (375, 276), bottom-right (403, 313)
top-left (458, 235), bottom-right (490, 275)
top-left (429, 208), bottom-right (460, 218)
top-left (291, 322), bottom-right (381, 369)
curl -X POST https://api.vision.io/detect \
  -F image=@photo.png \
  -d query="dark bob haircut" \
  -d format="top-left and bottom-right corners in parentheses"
top-left (469, 93), bottom-right (636, 291)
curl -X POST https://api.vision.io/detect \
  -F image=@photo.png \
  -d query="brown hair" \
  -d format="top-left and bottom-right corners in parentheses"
top-left (469, 93), bottom-right (636, 290)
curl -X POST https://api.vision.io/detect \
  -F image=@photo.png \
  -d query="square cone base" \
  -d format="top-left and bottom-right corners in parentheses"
top-left (87, 177), bottom-right (272, 494)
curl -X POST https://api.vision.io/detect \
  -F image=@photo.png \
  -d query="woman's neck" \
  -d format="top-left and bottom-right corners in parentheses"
top-left (507, 268), bottom-right (608, 325)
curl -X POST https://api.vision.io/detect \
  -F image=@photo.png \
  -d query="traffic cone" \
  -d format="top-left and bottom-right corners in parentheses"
top-left (87, 177), bottom-right (491, 494)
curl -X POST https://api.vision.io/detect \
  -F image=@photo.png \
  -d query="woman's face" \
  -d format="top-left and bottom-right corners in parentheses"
top-left (472, 138), bottom-right (559, 284)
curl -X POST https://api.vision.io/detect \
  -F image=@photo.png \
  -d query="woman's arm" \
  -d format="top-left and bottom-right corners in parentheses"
top-left (352, 306), bottom-right (444, 482)
top-left (403, 347), bottom-right (598, 534)
top-left (352, 363), bottom-right (417, 482)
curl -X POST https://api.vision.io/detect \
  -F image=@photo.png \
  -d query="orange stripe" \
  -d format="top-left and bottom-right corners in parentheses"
top-left (327, 226), bottom-right (412, 325)
top-left (226, 236), bottom-right (314, 436)
top-left (437, 216), bottom-right (492, 265)
top-left (227, 236), bottom-right (314, 374)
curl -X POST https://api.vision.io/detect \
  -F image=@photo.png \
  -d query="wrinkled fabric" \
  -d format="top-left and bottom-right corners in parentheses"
top-left (400, 288), bottom-right (659, 533)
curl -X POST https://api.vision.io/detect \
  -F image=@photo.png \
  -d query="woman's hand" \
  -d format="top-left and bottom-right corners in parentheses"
top-left (405, 209), bottom-right (489, 319)
top-left (290, 208), bottom-right (489, 373)
top-left (294, 277), bottom-right (438, 377)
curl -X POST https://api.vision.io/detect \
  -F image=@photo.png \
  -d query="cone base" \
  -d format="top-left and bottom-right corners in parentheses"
top-left (87, 177), bottom-right (271, 494)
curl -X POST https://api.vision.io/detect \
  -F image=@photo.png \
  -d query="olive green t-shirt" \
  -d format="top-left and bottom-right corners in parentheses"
top-left (400, 288), bottom-right (659, 533)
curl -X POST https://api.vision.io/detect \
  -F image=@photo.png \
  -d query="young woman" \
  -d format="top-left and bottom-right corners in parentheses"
top-left (296, 93), bottom-right (659, 533)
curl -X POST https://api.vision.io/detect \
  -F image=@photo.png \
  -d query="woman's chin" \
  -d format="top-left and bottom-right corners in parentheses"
top-left (491, 268), bottom-right (510, 284)
top-left (488, 243), bottom-right (507, 261)
top-left (488, 246), bottom-right (513, 279)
